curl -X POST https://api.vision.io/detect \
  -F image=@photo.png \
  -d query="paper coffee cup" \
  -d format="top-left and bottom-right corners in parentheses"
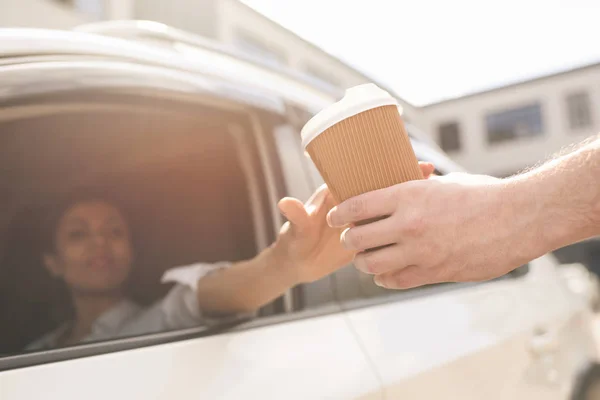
top-left (301, 83), bottom-right (422, 204)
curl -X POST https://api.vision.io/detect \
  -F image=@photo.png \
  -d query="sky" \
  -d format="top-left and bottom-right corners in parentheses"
top-left (240, 0), bottom-right (600, 106)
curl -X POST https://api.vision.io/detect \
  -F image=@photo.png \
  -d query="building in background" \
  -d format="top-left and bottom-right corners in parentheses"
top-left (421, 63), bottom-right (600, 176)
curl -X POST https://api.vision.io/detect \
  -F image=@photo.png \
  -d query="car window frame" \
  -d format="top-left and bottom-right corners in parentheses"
top-left (0, 89), bottom-right (281, 369)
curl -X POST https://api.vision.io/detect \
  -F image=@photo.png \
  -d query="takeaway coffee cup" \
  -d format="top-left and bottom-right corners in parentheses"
top-left (301, 83), bottom-right (423, 205)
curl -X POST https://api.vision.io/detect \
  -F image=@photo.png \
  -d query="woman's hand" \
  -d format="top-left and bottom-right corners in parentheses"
top-left (274, 162), bottom-right (436, 285)
top-left (275, 185), bottom-right (354, 284)
top-left (195, 162), bottom-right (436, 314)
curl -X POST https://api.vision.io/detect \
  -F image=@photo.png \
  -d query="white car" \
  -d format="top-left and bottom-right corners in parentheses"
top-left (559, 263), bottom-right (600, 312)
top-left (0, 21), bottom-right (598, 400)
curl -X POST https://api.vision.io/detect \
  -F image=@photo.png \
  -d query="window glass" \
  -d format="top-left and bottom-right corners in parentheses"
top-left (55, 0), bottom-right (104, 18)
top-left (566, 92), bottom-right (593, 130)
top-left (0, 94), bottom-right (270, 357)
top-left (438, 122), bottom-right (462, 152)
top-left (486, 103), bottom-right (543, 145)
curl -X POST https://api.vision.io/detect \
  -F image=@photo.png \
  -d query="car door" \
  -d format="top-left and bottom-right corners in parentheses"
top-left (338, 148), bottom-right (597, 400)
top-left (0, 315), bottom-right (382, 400)
top-left (0, 60), bottom-right (383, 400)
top-left (343, 255), bottom-right (598, 400)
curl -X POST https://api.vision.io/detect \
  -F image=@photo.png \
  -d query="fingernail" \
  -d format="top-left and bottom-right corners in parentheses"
top-left (340, 228), bottom-right (350, 249)
top-left (326, 209), bottom-right (335, 227)
top-left (374, 277), bottom-right (386, 288)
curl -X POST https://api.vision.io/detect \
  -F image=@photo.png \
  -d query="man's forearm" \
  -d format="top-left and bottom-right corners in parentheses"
top-left (506, 134), bottom-right (600, 259)
top-left (195, 245), bottom-right (297, 314)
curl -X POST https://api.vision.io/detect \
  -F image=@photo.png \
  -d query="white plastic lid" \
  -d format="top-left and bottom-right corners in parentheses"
top-left (301, 83), bottom-right (401, 148)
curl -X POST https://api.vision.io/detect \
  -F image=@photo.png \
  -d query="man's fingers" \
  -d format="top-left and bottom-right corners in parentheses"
top-left (374, 265), bottom-right (432, 289)
top-left (341, 217), bottom-right (399, 252)
top-left (354, 244), bottom-right (414, 275)
top-left (278, 197), bottom-right (309, 234)
top-left (326, 162), bottom-right (435, 228)
top-left (327, 162), bottom-right (435, 228)
top-left (327, 187), bottom-right (399, 228)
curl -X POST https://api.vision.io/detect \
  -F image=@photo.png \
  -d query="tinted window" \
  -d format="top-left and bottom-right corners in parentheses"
top-left (486, 103), bottom-right (543, 144)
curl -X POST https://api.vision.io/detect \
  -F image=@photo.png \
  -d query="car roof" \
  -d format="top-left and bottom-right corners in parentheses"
top-left (0, 21), bottom-right (462, 172)
top-left (0, 23), bottom-right (339, 114)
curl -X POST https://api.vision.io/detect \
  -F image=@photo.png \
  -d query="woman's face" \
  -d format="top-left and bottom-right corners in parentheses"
top-left (44, 201), bottom-right (133, 294)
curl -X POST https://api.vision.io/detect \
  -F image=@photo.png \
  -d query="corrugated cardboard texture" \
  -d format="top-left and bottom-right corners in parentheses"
top-left (307, 105), bottom-right (422, 203)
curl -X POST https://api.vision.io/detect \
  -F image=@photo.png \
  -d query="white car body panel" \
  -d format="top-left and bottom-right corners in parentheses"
top-left (0, 313), bottom-right (381, 400)
top-left (345, 257), bottom-right (597, 399)
top-left (0, 28), bottom-right (336, 114)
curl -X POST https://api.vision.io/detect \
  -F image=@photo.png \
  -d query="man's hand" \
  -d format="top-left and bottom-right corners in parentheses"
top-left (276, 162), bottom-right (436, 285)
top-left (326, 172), bottom-right (539, 289)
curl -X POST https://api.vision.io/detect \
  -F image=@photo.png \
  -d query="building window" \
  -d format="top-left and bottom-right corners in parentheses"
top-left (234, 30), bottom-right (287, 66)
top-left (486, 103), bottom-right (543, 145)
top-left (303, 64), bottom-right (341, 88)
top-left (438, 122), bottom-right (461, 152)
top-left (55, 0), bottom-right (105, 18)
top-left (566, 92), bottom-right (593, 130)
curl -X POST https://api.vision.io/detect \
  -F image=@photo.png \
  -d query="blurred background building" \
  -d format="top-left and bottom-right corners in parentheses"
top-left (421, 63), bottom-right (600, 177)
top-left (2, 0), bottom-right (599, 271)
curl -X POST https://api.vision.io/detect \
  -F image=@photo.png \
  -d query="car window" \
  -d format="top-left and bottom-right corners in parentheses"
top-left (274, 106), bottom-right (528, 312)
top-left (0, 90), bottom-right (274, 358)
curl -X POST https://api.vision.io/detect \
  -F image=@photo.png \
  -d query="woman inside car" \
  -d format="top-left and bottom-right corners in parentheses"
top-left (29, 162), bottom-right (434, 350)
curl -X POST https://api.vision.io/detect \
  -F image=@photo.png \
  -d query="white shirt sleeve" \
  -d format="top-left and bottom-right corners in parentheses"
top-left (28, 262), bottom-right (256, 349)
top-left (157, 262), bottom-right (255, 330)
top-left (161, 261), bottom-right (230, 292)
